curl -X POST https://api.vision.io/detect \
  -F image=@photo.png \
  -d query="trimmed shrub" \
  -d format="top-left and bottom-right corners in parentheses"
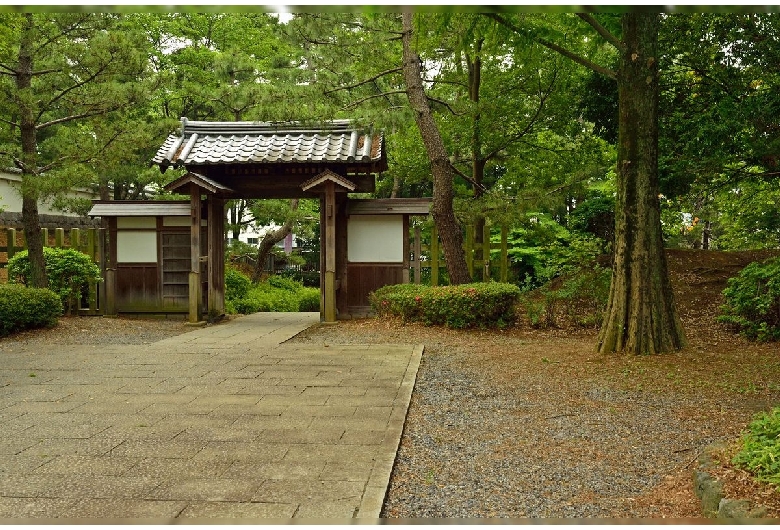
top-left (0, 284), bottom-right (62, 337)
top-left (718, 256), bottom-right (780, 341)
top-left (267, 275), bottom-right (304, 292)
top-left (370, 282), bottom-right (521, 329)
top-left (8, 248), bottom-right (101, 314)
top-left (225, 266), bottom-right (252, 301)
top-left (732, 407), bottom-right (780, 489)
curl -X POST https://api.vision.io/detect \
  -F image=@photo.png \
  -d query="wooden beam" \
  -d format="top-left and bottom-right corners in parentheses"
top-left (323, 180), bottom-right (337, 322)
top-left (207, 196), bottom-right (225, 318)
top-left (189, 183), bottom-right (202, 323)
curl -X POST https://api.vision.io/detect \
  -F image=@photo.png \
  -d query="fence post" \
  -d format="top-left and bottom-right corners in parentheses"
top-left (431, 225), bottom-right (439, 287)
top-left (6, 228), bottom-right (16, 260)
top-left (483, 223), bottom-right (491, 282)
top-left (97, 228), bottom-right (107, 314)
top-left (54, 228), bottom-right (64, 248)
top-left (70, 228), bottom-right (80, 252)
top-left (413, 227), bottom-right (421, 285)
top-left (500, 225), bottom-right (508, 283)
top-left (86, 228), bottom-right (98, 314)
top-left (465, 224), bottom-right (474, 278)
top-left (41, 227), bottom-right (49, 247)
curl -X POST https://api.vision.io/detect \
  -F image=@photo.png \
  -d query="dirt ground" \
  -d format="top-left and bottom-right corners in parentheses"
top-left (2, 246), bottom-right (780, 518)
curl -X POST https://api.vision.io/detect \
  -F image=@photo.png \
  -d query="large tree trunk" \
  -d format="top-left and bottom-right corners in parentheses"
top-left (252, 199), bottom-right (299, 283)
top-left (597, 13), bottom-right (686, 354)
top-left (401, 12), bottom-right (471, 285)
top-left (18, 14), bottom-right (47, 288)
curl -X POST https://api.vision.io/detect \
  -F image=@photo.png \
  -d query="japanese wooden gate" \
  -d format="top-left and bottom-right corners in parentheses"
top-left (151, 118), bottom-right (388, 324)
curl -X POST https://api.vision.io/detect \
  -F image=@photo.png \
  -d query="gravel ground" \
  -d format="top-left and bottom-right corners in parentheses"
top-left (289, 319), bottom-right (780, 520)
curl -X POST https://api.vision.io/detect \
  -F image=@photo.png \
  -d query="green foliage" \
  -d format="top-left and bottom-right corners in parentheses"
top-left (7, 248), bottom-right (101, 313)
top-left (369, 282), bottom-right (521, 329)
top-left (0, 284), bottom-right (62, 337)
top-left (278, 269), bottom-right (320, 288)
top-left (227, 275), bottom-right (320, 314)
top-left (224, 266), bottom-right (252, 301)
top-left (732, 407), bottom-right (780, 489)
top-left (718, 257), bottom-right (780, 341)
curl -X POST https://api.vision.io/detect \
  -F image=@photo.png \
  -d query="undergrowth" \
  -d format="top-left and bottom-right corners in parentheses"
top-left (225, 266), bottom-right (319, 314)
top-left (733, 407), bottom-right (780, 490)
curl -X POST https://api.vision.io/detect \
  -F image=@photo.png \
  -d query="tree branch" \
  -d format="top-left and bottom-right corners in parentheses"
top-left (342, 90), bottom-right (406, 110)
top-left (487, 13), bottom-right (617, 81)
top-left (324, 67), bottom-right (403, 94)
top-left (576, 13), bottom-right (625, 52)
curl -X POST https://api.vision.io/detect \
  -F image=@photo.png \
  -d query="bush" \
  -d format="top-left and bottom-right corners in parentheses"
top-left (8, 247), bottom-right (101, 314)
top-left (0, 284), bottom-right (62, 337)
top-left (225, 266), bottom-right (252, 301)
top-left (226, 275), bottom-right (320, 315)
top-left (297, 287), bottom-right (321, 312)
top-left (369, 282), bottom-right (521, 329)
top-left (732, 407), bottom-right (780, 489)
top-left (718, 256), bottom-right (780, 341)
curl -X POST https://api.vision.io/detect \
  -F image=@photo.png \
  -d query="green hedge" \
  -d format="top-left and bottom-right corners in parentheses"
top-left (0, 284), bottom-right (62, 337)
top-left (718, 256), bottom-right (780, 341)
top-left (369, 282), bottom-right (521, 329)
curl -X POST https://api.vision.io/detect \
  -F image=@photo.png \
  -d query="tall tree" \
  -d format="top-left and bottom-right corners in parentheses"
top-left (401, 12), bottom-right (472, 284)
top-left (491, 12), bottom-right (686, 354)
top-left (0, 13), bottom-right (149, 288)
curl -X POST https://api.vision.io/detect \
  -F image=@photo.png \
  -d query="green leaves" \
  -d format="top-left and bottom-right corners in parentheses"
top-left (718, 256), bottom-right (780, 341)
top-left (733, 407), bottom-right (780, 489)
top-left (0, 284), bottom-right (62, 336)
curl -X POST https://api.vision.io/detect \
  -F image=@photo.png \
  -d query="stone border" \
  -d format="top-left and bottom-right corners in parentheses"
top-left (692, 444), bottom-right (768, 519)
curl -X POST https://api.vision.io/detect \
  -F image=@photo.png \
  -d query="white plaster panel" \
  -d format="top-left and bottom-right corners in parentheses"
top-left (347, 214), bottom-right (403, 263)
top-left (117, 231), bottom-right (157, 263)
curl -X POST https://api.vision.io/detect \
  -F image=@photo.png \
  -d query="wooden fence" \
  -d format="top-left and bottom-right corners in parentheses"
top-left (0, 227), bottom-right (106, 315)
top-left (411, 224), bottom-right (509, 286)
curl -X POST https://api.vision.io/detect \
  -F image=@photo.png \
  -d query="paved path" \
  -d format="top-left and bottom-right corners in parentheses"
top-left (0, 313), bottom-right (422, 522)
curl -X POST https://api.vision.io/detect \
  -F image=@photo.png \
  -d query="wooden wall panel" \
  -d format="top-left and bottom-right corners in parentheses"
top-left (345, 264), bottom-right (403, 309)
top-left (116, 264), bottom-right (160, 311)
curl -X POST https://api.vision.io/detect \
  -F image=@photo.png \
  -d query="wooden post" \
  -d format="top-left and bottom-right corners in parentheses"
top-left (465, 224), bottom-right (474, 278)
top-left (54, 228), bottom-right (64, 248)
top-left (69, 228), bottom-right (80, 251)
top-left (6, 228), bottom-right (16, 259)
top-left (431, 225), bottom-right (439, 287)
top-left (41, 227), bottom-right (49, 247)
top-left (207, 196), bottom-right (225, 318)
top-left (402, 215), bottom-right (410, 284)
top-left (483, 222), bottom-right (491, 282)
top-left (323, 181), bottom-right (337, 322)
top-left (413, 226), bottom-right (421, 285)
top-left (189, 183), bottom-right (202, 323)
top-left (500, 225), bottom-right (508, 283)
top-left (105, 268), bottom-right (117, 316)
top-left (97, 228), bottom-right (107, 314)
top-left (87, 228), bottom-right (97, 313)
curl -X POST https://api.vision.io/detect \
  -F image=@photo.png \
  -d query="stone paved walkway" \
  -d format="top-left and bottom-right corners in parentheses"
top-left (0, 313), bottom-right (422, 522)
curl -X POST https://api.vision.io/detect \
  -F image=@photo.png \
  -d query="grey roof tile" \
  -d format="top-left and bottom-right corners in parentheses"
top-left (152, 118), bottom-right (385, 170)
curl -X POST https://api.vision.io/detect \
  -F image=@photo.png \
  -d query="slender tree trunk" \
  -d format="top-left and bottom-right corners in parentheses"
top-left (252, 199), bottom-right (299, 283)
top-left (17, 14), bottom-right (47, 288)
top-left (401, 12), bottom-right (471, 285)
top-left (467, 43), bottom-right (487, 265)
top-left (597, 13), bottom-right (686, 354)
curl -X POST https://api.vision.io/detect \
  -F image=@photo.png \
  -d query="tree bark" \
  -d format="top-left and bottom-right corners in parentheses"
top-left (596, 13), bottom-right (686, 354)
top-left (252, 199), bottom-right (299, 283)
top-left (401, 12), bottom-right (471, 285)
top-left (17, 14), bottom-right (47, 288)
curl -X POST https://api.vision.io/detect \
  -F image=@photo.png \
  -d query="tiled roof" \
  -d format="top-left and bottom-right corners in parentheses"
top-left (89, 201), bottom-right (191, 217)
top-left (152, 118), bottom-right (385, 170)
top-left (164, 172), bottom-right (235, 195)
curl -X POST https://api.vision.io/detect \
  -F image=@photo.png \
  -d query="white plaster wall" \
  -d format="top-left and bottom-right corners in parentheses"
top-left (0, 171), bottom-right (95, 216)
